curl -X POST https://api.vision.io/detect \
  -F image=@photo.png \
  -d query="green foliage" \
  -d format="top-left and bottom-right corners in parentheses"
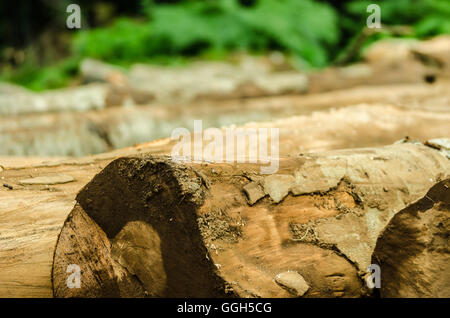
top-left (73, 0), bottom-right (339, 68)
top-left (3, 0), bottom-right (450, 91)
top-left (1, 57), bottom-right (80, 92)
top-left (73, 18), bottom-right (153, 63)
top-left (346, 0), bottom-right (450, 36)
top-left (332, 0), bottom-right (450, 64)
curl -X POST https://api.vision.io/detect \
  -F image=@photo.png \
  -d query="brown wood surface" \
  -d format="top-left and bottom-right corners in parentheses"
top-left (52, 143), bottom-right (449, 297)
top-left (1, 85), bottom-right (449, 297)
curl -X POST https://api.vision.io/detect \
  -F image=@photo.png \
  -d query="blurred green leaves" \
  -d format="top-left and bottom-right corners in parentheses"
top-left (3, 0), bottom-right (450, 91)
top-left (2, 56), bottom-right (80, 91)
top-left (74, 0), bottom-right (339, 67)
top-left (74, 18), bottom-right (152, 62)
top-left (346, 0), bottom-right (450, 36)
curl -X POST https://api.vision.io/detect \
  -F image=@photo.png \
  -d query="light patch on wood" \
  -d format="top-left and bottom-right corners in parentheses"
top-left (19, 174), bottom-right (75, 185)
top-left (111, 221), bottom-right (166, 297)
top-left (275, 271), bottom-right (310, 297)
top-left (263, 174), bottom-right (295, 203)
top-left (243, 181), bottom-right (265, 205)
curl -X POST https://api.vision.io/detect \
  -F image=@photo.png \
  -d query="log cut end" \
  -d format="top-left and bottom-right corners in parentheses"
top-left (372, 178), bottom-right (450, 298)
top-left (52, 156), bottom-right (230, 297)
top-left (52, 155), bottom-right (365, 298)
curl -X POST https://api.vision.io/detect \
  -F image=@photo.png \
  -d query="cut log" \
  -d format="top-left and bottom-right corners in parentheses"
top-left (2, 35), bottom-right (449, 117)
top-left (127, 61), bottom-right (307, 103)
top-left (82, 36), bottom-right (450, 101)
top-left (1, 100), bottom-right (448, 298)
top-left (372, 178), bottom-right (450, 298)
top-left (2, 80), bottom-right (450, 156)
top-left (52, 143), bottom-right (450, 297)
top-left (309, 36), bottom-right (450, 93)
top-left (80, 58), bottom-right (128, 86)
top-left (0, 112), bottom-right (449, 298)
top-left (0, 83), bottom-right (122, 116)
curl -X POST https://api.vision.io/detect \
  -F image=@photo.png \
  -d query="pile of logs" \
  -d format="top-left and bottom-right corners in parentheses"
top-left (1, 36), bottom-right (450, 157)
top-left (0, 36), bottom-right (449, 298)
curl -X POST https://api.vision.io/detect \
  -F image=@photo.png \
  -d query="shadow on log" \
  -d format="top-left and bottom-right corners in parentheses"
top-left (372, 178), bottom-right (450, 298)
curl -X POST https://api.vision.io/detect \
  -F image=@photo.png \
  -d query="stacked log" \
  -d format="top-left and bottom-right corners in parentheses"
top-left (1, 36), bottom-right (450, 298)
top-left (52, 142), bottom-right (449, 297)
top-left (2, 81), bottom-right (450, 156)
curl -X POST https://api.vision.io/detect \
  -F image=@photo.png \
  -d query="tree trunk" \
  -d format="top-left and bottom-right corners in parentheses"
top-left (2, 83), bottom-right (450, 156)
top-left (52, 142), bottom-right (449, 297)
